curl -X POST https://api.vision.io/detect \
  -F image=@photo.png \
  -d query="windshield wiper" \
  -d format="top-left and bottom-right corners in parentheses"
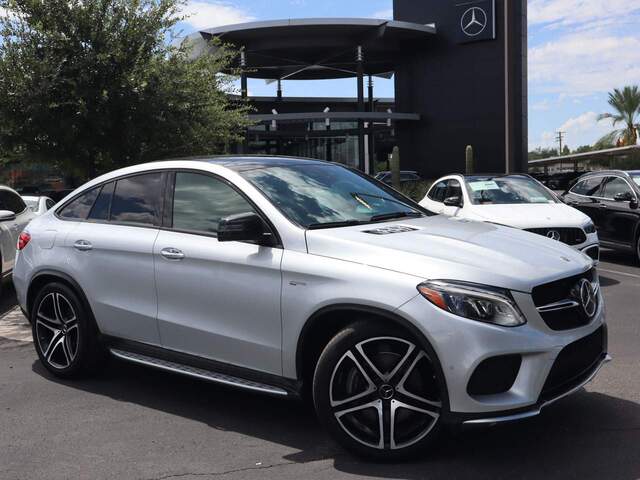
top-left (370, 211), bottom-right (424, 222)
top-left (307, 220), bottom-right (367, 230)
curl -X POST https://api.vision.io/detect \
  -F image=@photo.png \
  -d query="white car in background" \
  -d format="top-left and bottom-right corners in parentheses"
top-left (22, 195), bottom-right (55, 216)
top-left (0, 186), bottom-right (35, 293)
top-left (420, 174), bottom-right (600, 262)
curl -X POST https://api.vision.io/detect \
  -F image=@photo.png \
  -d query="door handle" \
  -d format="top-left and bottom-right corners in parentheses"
top-left (160, 247), bottom-right (185, 260)
top-left (73, 240), bottom-right (93, 251)
top-left (599, 203), bottom-right (608, 209)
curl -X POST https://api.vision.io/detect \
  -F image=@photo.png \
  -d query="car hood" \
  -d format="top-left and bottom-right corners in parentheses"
top-left (466, 203), bottom-right (590, 229)
top-left (305, 215), bottom-right (593, 293)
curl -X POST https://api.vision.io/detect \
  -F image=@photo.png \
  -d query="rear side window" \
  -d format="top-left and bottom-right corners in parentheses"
top-left (0, 190), bottom-right (27, 213)
top-left (58, 188), bottom-right (100, 220)
top-left (428, 181), bottom-right (448, 202)
top-left (110, 173), bottom-right (164, 226)
top-left (570, 177), bottom-right (603, 196)
top-left (172, 172), bottom-right (256, 234)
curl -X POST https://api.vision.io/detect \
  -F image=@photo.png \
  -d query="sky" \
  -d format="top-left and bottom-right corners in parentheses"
top-left (175, 0), bottom-right (640, 152)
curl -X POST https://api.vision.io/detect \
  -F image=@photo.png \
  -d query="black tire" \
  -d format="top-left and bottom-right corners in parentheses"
top-left (313, 321), bottom-right (444, 460)
top-left (31, 282), bottom-right (106, 378)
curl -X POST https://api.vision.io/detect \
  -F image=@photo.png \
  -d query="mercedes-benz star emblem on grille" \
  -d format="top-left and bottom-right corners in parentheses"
top-left (578, 278), bottom-right (598, 318)
top-left (461, 7), bottom-right (488, 37)
top-left (547, 230), bottom-right (561, 241)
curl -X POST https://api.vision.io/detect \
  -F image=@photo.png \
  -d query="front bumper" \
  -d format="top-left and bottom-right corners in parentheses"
top-left (459, 352), bottom-right (610, 425)
top-left (398, 285), bottom-right (607, 418)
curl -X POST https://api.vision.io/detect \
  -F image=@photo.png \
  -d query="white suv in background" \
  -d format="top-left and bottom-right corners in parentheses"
top-left (420, 174), bottom-right (600, 262)
top-left (0, 186), bottom-right (35, 292)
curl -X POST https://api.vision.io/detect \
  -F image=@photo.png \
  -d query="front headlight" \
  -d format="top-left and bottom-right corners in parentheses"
top-left (583, 221), bottom-right (596, 234)
top-left (417, 280), bottom-right (526, 327)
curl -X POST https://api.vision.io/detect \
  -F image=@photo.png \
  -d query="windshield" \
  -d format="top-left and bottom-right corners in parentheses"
top-left (241, 164), bottom-right (424, 228)
top-left (466, 176), bottom-right (558, 205)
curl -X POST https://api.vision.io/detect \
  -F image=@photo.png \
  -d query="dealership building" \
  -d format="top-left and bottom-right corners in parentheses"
top-left (189, 0), bottom-right (527, 178)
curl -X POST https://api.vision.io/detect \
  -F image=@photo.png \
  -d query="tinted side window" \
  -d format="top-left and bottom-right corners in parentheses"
top-left (110, 173), bottom-right (164, 226)
top-left (446, 180), bottom-right (462, 199)
top-left (172, 172), bottom-right (256, 234)
top-left (45, 199), bottom-right (55, 210)
top-left (428, 181), bottom-right (447, 202)
top-left (571, 177), bottom-right (603, 196)
top-left (58, 188), bottom-right (100, 220)
top-left (601, 177), bottom-right (633, 199)
top-left (400, 173), bottom-right (419, 181)
top-left (88, 182), bottom-right (115, 221)
top-left (0, 190), bottom-right (26, 213)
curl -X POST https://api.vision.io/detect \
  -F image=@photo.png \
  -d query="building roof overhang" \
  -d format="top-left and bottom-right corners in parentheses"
top-left (188, 18), bottom-right (436, 80)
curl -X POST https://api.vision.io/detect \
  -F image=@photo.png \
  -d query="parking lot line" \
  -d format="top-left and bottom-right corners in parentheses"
top-left (598, 268), bottom-right (640, 280)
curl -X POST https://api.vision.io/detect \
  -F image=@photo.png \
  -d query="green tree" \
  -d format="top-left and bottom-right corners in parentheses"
top-left (528, 147), bottom-right (558, 160)
top-left (0, 0), bottom-right (251, 180)
top-left (597, 85), bottom-right (640, 147)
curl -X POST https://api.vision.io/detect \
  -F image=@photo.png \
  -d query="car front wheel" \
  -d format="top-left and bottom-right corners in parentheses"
top-left (313, 321), bottom-right (444, 459)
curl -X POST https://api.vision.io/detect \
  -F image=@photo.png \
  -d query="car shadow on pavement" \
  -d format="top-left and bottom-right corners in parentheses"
top-left (32, 358), bottom-right (640, 480)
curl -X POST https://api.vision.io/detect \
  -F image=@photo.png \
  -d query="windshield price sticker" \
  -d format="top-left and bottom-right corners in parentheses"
top-left (469, 181), bottom-right (500, 191)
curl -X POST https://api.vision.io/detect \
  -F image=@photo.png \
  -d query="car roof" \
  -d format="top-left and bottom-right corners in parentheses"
top-left (167, 155), bottom-right (333, 172)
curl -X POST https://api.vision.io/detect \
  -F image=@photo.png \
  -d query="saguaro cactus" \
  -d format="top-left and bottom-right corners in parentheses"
top-left (465, 145), bottom-right (474, 174)
top-left (391, 146), bottom-right (401, 189)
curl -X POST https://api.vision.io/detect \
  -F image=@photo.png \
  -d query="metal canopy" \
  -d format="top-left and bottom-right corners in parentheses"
top-left (192, 18), bottom-right (436, 80)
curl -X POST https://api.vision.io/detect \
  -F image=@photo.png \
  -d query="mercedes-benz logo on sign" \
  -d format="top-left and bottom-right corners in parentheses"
top-left (578, 278), bottom-right (598, 318)
top-left (461, 7), bottom-right (488, 37)
top-left (546, 230), bottom-right (561, 241)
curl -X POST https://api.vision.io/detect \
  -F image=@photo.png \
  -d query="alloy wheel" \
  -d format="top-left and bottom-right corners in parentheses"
top-left (35, 292), bottom-right (79, 369)
top-left (329, 336), bottom-right (441, 450)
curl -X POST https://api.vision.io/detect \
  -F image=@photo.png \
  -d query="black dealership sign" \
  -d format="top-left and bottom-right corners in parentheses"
top-left (455, 0), bottom-right (496, 44)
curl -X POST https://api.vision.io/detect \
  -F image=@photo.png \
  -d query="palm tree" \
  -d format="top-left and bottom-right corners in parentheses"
top-left (597, 86), bottom-right (640, 147)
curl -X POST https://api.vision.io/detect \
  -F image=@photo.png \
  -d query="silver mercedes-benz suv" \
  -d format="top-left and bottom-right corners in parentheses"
top-left (14, 157), bottom-right (609, 459)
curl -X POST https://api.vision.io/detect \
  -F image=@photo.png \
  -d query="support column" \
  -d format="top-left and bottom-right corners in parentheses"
top-left (367, 75), bottom-right (375, 174)
top-left (240, 50), bottom-right (248, 154)
top-left (277, 78), bottom-right (283, 102)
top-left (240, 51), bottom-right (248, 99)
top-left (356, 45), bottom-right (365, 171)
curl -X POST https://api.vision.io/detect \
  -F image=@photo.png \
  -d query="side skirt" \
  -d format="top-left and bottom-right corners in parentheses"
top-left (103, 336), bottom-right (301, 399)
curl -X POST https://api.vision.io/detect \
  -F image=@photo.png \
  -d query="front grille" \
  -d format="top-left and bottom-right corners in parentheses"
top-left (525, 227), bottom-right (587, 246)
top-left (540, 326), bottom-right (606, 401)
top-left (532, 268), bottom-right (598, 331)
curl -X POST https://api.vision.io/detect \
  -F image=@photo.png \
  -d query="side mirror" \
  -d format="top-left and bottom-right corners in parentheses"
top-left (614, 192), bottom-right (633, 202)
top-left (218, 212), bottom-right (275, 246)
top-left (443, 196), bottom-right (463, 207)
top-left (0, 210), bottom-right (16, 222)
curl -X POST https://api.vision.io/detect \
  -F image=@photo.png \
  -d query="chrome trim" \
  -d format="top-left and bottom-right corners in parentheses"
top-left (109, 348), bottom-right (289, 396)
top-left (462, 354), bottom-right (611, 425)
top-left (537, 299), bottom-right (580, 313)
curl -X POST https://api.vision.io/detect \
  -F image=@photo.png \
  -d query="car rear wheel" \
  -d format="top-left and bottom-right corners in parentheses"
top-left (31, 282), bottom-right (105, 378)
top-left (313, 321), bottom-right (443, 459)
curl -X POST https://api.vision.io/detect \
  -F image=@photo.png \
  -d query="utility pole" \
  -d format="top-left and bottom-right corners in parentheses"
top-left (556, 131), bottom-right (566, 156)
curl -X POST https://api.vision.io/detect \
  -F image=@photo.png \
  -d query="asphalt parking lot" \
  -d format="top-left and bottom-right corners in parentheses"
top-left (1, 250), bottom-right (639, 480)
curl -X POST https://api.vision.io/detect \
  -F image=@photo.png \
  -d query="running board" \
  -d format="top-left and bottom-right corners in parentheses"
top-left (110, 348), bottom-right (289, 397)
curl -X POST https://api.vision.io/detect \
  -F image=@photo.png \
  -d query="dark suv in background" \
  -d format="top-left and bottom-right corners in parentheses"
top-left (562, 170), bottom-right (640, 262)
